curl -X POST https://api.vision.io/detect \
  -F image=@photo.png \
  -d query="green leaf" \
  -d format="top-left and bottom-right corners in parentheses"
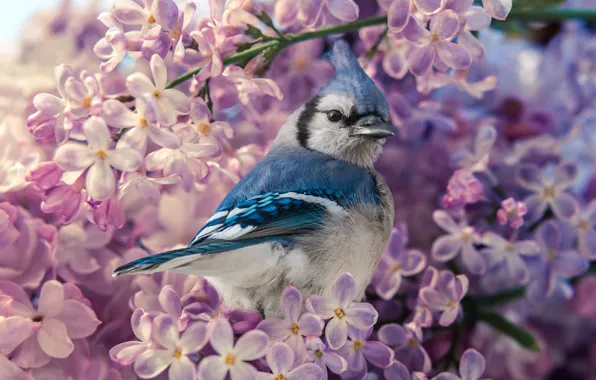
top-left (245, 24), bottom-right (264, 39)
top-left (478, 310), bottom-right (541, 352)
top-left (512, 0), bottom-right (566, 11)
top-left (257, 11), bottom-right (274, 27)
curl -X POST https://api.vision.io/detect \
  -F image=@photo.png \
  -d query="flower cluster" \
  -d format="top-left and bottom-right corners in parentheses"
top-left (0, 0), bottom-right (595, 379)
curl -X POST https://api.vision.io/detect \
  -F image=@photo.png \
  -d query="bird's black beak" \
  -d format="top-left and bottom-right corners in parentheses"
top-left (349, 115), bottom-right (395, 139)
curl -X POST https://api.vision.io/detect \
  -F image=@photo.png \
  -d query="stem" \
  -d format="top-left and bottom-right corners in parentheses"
top-left (165, 9), bottom-right (596, 90)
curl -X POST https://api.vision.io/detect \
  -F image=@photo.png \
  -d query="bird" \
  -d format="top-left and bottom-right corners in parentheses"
top-left (114, 39), bottom-right (395, 317)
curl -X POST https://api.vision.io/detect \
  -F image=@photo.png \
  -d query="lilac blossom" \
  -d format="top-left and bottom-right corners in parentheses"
top-left (291, 0), bottom-right (360, 29)
top-left (378, 324), bottom-right (431, 373)
top-left (334, 326), bottom-right (394, 377)
top-left (442, 169), bottom-right (484, 210)
top-left (118, 172), bottom-right (181, 206)
top-left (53, 117), bottom-right (143, 201)
top-left (126, 54), bottom-right (190, 126)
top-left (0, 280), bottom-right (100, 368)
top-left (402, 11), bottom-right (472, 77)
top-left (573, 275), bottom-right (596, 324)
top-left (497, 198), bottom-right (528, 229)
top-left (431, 211), bottom-right (486, 275)
top-left (305, 337), bottom-right (348, 380)
top-left (528, 221), bottom-right (589, 300)
top-left (257, 286), bottom-right (323, 364)
top-left (187, 25), bottom-right (227, 82)
top-left (109, 309), bottom-right (153, 366)
top-left (373, 227), bottom-right (427, 300)
top-left (134, 316), bottom-right (208, 379)
top-left (198, 318), bottom-right (269, 380)
top-left (378, 0), bottom-right (442, 33)
top-left (112, 0), bottom-right (178, 38)
top-left (482, 0), bottom-right (512, 20)
top-left (570, 199), bottom-right (596, 259)
top-left (101, 98), bottom-right (181, 153)
top-left (419, 271), bottom-right (468, 326)
top-left (260, 342), bottom-right (323, 380)
top-left (94, 12), bottom-right (141, 72)
top-left (451, 125), bottom-right (497, 173)
top-left (481, 232), bottom-right (540, 284)
top-left (306, 273), bottom-right (378, 349)
top-left (171, 2), bottom-right (197, 63)
top-left (433, 349), bottom-right (488, 380)
top-left (185, 98), bottom-right (235, 147)
top-left (515, 162), bottom-right (580, 221)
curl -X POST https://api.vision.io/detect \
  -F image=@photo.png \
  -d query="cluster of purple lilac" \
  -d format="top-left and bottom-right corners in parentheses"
top-left (1, 0), bottom-right (595, 379)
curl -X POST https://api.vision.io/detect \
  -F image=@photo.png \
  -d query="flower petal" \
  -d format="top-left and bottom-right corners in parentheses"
top-left (113, 0), bottom-right (147, 24)
top-left (553, 162), bottom-right (578, 191)
top-left (458, 30), bottom-right (485, 61)
top-left (436, 41), bottom-right (471, 69)
top-left (401, 250), bottom-right (427, 275)
top-left (152, 315), bottom-right (179, 351)
top-left (432, 235), bottom-right (462, 262)
top-left (415, 0), bottom-right (442, 14)
top-left (287, 363), bottom-right (323, 380)
top-left (86, 160), bottom-right (116, 201)
top-left (169, 356), bottom-right (196, 380)
top-left (83, 117), bottom-right (111, 150)
top-left (332, 272), bottom-right (358, 308)
top-left (419, 288), bottom-right (450, 310)
top-left (107, 148), bottom-right (143, 171)
top-left (516, 164), bottom-right (543, 191)
top-left (58, 300), bottom-right (100, 339)
top-left (388, 0), bottom-right (411, 33)
top-left (109, 341), bottom-right (147, 366)
top-left (378, 324), bottom-right (408, 347)
top-left (229, 362), bottom-right (259, 380)
top-left (298, 313), bottom-right (324, 337)
top-left (551, 193), bottom-right (578, 220)
top-left (326, 351), bottom-right (349, 374)
top-left (134, 349), bottom-right (172, 378)
top-left (384, 361), bottom-right (411, 380)
top-left (325, 317), bottom-right (348, 350)
top-left (38, 280), bottom-right (64, 318)
top-left (383, 49), bottom-right (409, 80)
top-left (101, 99), bottom-right (138, 128)
top-left (482, 0), bottom-right (512, 20)
top-left (305, 296), bottom-right (336, 319)
top-left (459, 349), bottom-right (486, 380)
top-left (33, 94), bottom-right (64, 115)
top-left (267, 342), bottom-right (294, 374)
top-left (326, 0), bottom-right (359, 22)
top-left (37, 318), bottom-right (74, 359)
top-left (209, 318), bottom-right (233, 355)
top-left (344, 303), bottom-right (378, 330)
top-left (150, 54), bottom-right (168, 90)
top-left (280, 286), bottom-right (302, 323)
top-left (163, 89), bottom-right (191, 114)
top-left (523, 194), bottom-right (548, 223)
top-left (430, 10), bottom-right (460, 40)
top-left (438, 306), bottom-right (460, 326)
top-left (375, 270), bottom-right (401, 300)
top-left (53, 143), bottom-right (94, 171)
top-left (364, 341), bottom-right (394, 368)
top-left (461, 242), bottom-right (485, 275)
top-left (554, 250), bottom-right (588, 278)
top-left (256, 318), bottom-right (290, 341)
top-left (432, 210), bottom-right (460, 233)
top-left (198, 355), bottom-right (228, 380)
top-left (180, 322), bottom-right (208, 353)
top-left (234, 329), bottom-right (269, 361)
top-left (127, 73), bottom-right (156, 97)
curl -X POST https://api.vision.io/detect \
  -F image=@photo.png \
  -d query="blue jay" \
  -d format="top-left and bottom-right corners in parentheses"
top-left (114, 40), bottom-right (395, 316)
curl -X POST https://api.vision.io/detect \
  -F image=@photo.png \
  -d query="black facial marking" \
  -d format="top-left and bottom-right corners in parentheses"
top-left (296, 95), bottom-right (321, 148)
top-left (343, 106), bottom-right (386, 127)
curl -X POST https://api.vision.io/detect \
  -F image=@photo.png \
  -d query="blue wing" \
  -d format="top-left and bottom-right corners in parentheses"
top-left (113, 189), bottom-right (348, 276)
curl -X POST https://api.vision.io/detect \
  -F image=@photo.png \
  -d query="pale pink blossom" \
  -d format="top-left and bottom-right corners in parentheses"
top-left (126, 55), bottom-right (190, 126)
top-left (112, 0), bottom-right (178, 38)
top-left (53, 117), bottom-right (143, 201)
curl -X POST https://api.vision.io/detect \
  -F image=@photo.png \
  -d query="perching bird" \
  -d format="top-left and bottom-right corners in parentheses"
top-left (114, 40), bottom-right (395, 317)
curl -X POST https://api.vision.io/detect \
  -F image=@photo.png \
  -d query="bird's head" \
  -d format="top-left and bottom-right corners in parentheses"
top-left (274, 39), bottom-right (394, 168)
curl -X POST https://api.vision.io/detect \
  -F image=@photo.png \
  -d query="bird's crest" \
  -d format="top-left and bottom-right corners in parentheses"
top-left (320, 40), bottom-right (389, 116)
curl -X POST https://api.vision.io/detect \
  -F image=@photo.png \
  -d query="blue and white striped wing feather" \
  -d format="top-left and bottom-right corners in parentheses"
top-left (113, 189), bottom-right (348, 276)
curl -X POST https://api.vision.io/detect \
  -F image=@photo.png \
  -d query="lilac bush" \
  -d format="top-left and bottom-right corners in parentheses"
top-left (1, 0), bottom-right (596, 379)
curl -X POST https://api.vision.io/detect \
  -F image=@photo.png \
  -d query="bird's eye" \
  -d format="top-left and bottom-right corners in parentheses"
top-left (326, 110), bottom-right (343, 123)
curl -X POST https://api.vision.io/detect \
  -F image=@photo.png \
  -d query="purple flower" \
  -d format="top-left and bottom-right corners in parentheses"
top-left (94, 13), bottom-right (141, 73)
top-left (433, 349), bottom-right (488, 380)
top-left (481, 232), bottom-right (539, 284)
top-left (185, 98), bottom-right (235, 147)
top-left (515, 162), bottom-right (579, 221)
top-left (306, 273), bottom-right (378, 349)
top-left (1, 280), bottom-right (100, 368)
top-left (451, 125), bottom-right (497, 173)
top-left (419, 271), bottom-right (468, 326)
top-left (378, 324), bottom-right (431, 373)
top-left (570, 199), bottom-right (596, 259)
top-left (126, 54), bottom-right (190, 126)
top-left (305, 337), bottom-right (348, 380)
top-left (112, 0), bottom-right (178, 38)
top-left (497, 198), bottom-right (528, 229)
top-left (118, 172), bottom-right (181, 206)
top-left (260, 342), bottom-right (323, 380)
top-left (40, 183), bottom-right (83, 224)
top-left (573, 275), bottom-right (596, 324)
top-left (403, 11), bottom-right (471, 77)
top-left (101, 98), bottom-right (181, 154)
top-left (527, 221), bottom-right (589, 300)
top-left (64, 71), bottom-right (103, 119)
top-left (25, 161), bottom-right (63, 191)
top-left (379, 0), bottom-right (442, 33)
top-left (374, 227), bottom-right (427, 300)
top-left (296, 0), bottom-right (359, 28)
top-left (334, 326), bottom-right (394, 376)
top-left (134, 316), bottom-right (208, 379)
top-left (53, 117), bottom-right (143, 201)
top-left (109, 309), bottom-right (153, 366)
top-left (482, 0), bottom-right (512, 20)
top-left (187, 25), bottom-right (226, 82)
top-left (442, 169), bottom-right (484, 210)
top-left (257, 286), bottom-right (324, 364)
top-left (431, 211), bottom-right (486, 275)
top-left (0, 314), bottom-right (38, 357)
top-left (220, 64), bottom-right (284, 106)
top-left (56, 221), bottom-right (111, 280)
top-left (172, 2), bottom-right (197, 63)
top-left (198, 318), bottom-right (269, 380)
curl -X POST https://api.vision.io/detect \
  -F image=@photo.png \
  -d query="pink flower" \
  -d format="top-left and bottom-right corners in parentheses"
top-left (64, 71), bottom-right (103, 119)
top-left (112, 0), bottom-right (178, 38)
top-left (102, 98), bottom-right (181, 154)
top-left (257, 286), bottom-right (324, 364)
top-left (451, 125), bottom-right (497, 173)
top-left (496, 198), bottom-right (528, 229)
top-left (482, 0), bottom-right (512, 20)
top-left (94, 13), bottom-right (142, 73)
top-left (187, 25), bottom-right (227, 82)
top-left (25, 162), bottom-right (63, 191)
top-left (134, 316), bottom-right (208, 379)
top-left (40, 183), bottom-right (83, 224)
top-left (1, 280), bottom-right (100, 368)
top-left (118, 172), bottom-right (181, 206)
top-left (185, 98), bottom-right (235, 147)
top-left (379, 0), bottom-right (442, 33)
top-left (29, 65), bottom-right (75, 144)
top-left (172, 2), bottom-right (197, 63)
top-left (442, 169), bottom-right (484, 210)
top-left (145, 124), bottom-right (220, 191)
top-left (293, 0), bottom-right (360, 28)
top-left (0, 203), bottom-right (57, 289)
top-left (403, 11), bottom-right (471, 77)
top-left (306, 273), bottom-right (378, 349)
top-left (198, 318), bottom-right (269, 380)
top-left (260, 342), bottom-right (323, 380)
top-left (221, 64), bottom-right (284, 106)
top-left (126, 55), bottom-right (190, 126)
top-left (110, 309), bottom-right (154, 366)
top-left (53, 117), bottom-right (143, 201)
